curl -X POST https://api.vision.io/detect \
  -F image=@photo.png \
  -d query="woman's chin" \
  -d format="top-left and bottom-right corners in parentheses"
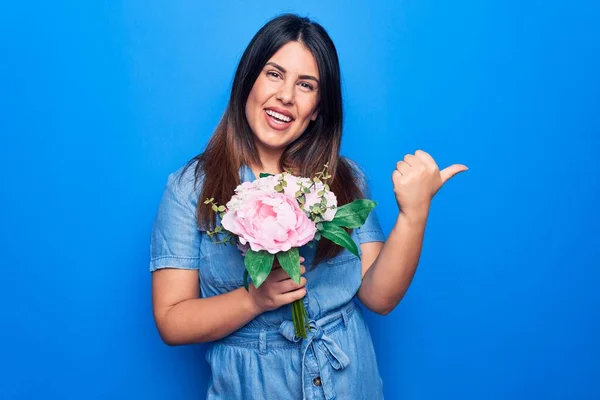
top-left (253, 134), bottom-right (295, 152)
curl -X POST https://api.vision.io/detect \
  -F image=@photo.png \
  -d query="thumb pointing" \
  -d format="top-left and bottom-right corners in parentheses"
top-left (440, 164), bottom-right (469, 184)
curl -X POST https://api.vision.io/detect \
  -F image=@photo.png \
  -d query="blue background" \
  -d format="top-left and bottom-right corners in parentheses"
top-left (2, 0), bottom-right (599, 399)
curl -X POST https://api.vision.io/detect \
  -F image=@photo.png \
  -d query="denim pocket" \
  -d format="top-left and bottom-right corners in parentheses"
top-left (200, 234), bottom-right (246, 288)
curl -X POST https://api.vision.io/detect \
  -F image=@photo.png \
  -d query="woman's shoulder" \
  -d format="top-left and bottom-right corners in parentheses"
top-left (340, 155), bottom-right (369, 183)
top-left (339, 155), bottom-right (378, 200)
top-left (164, 158), bottom-right (206, 209)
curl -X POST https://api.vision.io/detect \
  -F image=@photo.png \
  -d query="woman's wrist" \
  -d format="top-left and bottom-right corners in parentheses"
top-left (239, 286), bottom-right (263, 317)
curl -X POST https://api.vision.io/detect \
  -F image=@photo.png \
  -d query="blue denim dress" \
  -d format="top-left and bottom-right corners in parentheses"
top-left (150, 159), bottom-right (387, 400)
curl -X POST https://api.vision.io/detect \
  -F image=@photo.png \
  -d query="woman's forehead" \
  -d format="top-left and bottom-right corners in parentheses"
top-left (265, 42), bottom-right (319, 78)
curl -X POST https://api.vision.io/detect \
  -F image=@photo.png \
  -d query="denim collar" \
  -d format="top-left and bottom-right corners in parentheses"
top-left (240, 163), bottom-right (256, 182)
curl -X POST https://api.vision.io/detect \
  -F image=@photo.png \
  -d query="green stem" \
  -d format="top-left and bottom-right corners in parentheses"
top-left (291, 298), bottom-right (310, 339)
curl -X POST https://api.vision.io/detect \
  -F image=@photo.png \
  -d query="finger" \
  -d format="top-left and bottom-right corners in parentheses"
top-left (270, 267), bottom-right (291, 281)
top-left (440, 164), bottom-right (469, 184)
top-left (404, 154), bottom-right (420, 167)
top-left (270, 264), bottom-right (306, 282)
top-left (278, 276), bottom-right (307, 293)
top-left (280, 287), bottom-right (307, 305)
top-left (396, 161), bottom-right (410, 176)
top-left (415, 150), bottom-right (438, 170)
top-left (395, 161), bottom-right (404, 174)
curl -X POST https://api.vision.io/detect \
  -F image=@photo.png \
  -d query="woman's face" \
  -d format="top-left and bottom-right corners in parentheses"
top-left (245, 41), bottom-right (320, 158)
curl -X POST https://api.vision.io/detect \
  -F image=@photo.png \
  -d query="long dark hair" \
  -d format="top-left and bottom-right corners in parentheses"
top-left (183, 13), bottom-right (363, 265)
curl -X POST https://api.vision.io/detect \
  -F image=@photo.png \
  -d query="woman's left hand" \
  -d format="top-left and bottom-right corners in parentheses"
top-left (392, 150), bottom-right (468, 220)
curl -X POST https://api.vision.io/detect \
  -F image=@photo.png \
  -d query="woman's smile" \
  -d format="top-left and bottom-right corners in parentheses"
top-left (264, 107), bottom-right (295, 130)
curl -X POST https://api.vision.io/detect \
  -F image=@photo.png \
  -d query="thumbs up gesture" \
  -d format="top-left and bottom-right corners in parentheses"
top-left (392, 150), bottom-right (468, 220)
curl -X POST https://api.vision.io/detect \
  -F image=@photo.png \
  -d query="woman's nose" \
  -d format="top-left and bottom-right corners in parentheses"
top-left (276, 82), bottom-right (295, 105)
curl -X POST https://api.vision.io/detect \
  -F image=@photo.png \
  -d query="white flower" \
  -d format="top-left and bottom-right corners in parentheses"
top-left (302, 180), bottom-right (338, 221)
top-left (226, 171), bottom-right (338, 223)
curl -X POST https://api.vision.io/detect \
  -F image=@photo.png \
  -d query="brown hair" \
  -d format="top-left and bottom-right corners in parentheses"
top-left (182, 14), bottom-right (364, 265)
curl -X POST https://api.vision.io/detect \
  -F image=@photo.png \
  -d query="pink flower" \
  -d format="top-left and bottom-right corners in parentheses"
top-left (222, 191), bottom-right (317, 254)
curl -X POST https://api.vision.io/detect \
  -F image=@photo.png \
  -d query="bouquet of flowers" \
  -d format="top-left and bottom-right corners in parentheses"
top-left (204, 164), bottom-right (376, 338)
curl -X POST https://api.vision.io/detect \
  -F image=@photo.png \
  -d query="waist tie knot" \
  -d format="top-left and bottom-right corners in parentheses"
top-left (278, 318), bottom-right (350, 400)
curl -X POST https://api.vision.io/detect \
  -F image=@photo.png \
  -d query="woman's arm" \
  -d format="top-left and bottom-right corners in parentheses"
top-left (357, 211), bottom-right (428, 315)
top-left (357, 150), bottom-right (468, 315)
top-left (152, 260), bottom-right (307, 346)
top-left (152, 269), bottom-right (261, 345)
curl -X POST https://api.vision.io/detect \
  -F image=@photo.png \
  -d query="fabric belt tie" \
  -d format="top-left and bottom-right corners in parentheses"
top-left (279, 317), bottom-right (350, 400)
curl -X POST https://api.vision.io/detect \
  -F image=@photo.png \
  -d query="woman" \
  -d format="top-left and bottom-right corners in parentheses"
top-left (150, 13), bottom-right (467, 399)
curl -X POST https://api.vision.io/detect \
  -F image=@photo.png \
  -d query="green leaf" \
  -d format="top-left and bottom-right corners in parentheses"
top-left (217, 205), bottom-right (226, 212)
top-left (320, 222), bottom-right (360, 258)
top-left (259, 173), bottom-right (273, 178)
top-left (243, 270), bottom-right (250, 292)
top-left (276, 248), bottom-right (301, 284)
top-left (212, 204), bottom-right (218, 212)
top-left (331, 199), bottom-right (377, 228)
top-left (244, 249), bottom-right (274, 288)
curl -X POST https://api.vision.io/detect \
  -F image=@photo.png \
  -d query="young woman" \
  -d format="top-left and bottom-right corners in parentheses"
top-left (150, 13), bottom-right (467, 400)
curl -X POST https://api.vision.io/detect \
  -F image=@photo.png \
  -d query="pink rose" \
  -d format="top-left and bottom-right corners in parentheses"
top-left (222, 191), bottom-right (317, 254)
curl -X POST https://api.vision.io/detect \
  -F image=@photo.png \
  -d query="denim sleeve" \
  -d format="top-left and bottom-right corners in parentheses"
top-left (346, 158), bottom-right (387, 244)
top-left (149, 167), bottom-right (203, 272)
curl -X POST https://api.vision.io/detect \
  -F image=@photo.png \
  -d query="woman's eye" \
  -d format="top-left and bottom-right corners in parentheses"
top-left (299, 82), bottom-right (314, 91)
top-left (267, 71), bottom-right (281, 79)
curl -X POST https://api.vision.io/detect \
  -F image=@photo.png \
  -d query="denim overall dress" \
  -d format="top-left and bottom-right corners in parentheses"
top-left (150, 159), bottom-right (386, 399)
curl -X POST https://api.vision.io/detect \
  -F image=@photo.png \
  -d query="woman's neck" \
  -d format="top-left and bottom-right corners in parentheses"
top-left (252, 147), bottom-right (284, 176)
top-left (251, 162), bottom-right (282, 178)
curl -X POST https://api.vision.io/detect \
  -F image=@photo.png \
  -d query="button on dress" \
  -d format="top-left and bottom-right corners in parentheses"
top-left (150, 159), bottom-right (387, 400)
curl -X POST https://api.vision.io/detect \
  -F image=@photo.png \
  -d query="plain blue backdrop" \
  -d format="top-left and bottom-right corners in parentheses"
top-left (2, 0), bottom-right (599, 399)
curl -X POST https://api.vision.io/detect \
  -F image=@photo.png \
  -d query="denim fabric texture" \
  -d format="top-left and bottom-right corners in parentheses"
top-left (150, 159), bottom-right (387, 400)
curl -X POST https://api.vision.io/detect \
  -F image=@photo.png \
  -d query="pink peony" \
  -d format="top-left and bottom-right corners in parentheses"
top-left (221, 191), bottom-right (317, 254)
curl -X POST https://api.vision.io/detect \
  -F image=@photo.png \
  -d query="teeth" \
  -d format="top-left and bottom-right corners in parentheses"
top-left (266, 109), bottom-right (292, 123)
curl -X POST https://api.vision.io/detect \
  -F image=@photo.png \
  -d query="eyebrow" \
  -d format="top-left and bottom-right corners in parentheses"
top-left (265, 62), bottom-right (320, 84)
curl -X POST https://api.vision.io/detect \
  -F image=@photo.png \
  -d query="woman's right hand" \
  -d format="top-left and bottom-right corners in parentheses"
top-left (248, 256), bottom-right (307, 314)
